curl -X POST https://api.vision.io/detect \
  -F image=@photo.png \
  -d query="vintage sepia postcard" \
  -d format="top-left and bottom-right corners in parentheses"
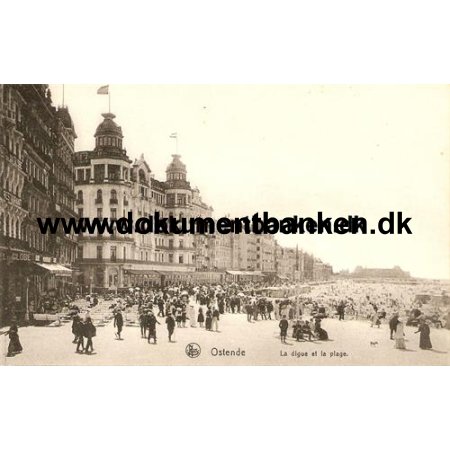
top-left (1, 84), bottom-right (449, 366)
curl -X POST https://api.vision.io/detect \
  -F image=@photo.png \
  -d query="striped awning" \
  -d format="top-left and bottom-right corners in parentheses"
top-left (33, 263), bottom-right (73, 276)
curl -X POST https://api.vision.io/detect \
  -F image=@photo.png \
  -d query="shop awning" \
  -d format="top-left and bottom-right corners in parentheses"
top-left (33, 263), bottom-right (73, 276)
top-left (127, 269), bottom-right (161, 276)
top-left (158, 271), bottom-right (193, 276)
top-left (226, 270), bottom-right (264, 277)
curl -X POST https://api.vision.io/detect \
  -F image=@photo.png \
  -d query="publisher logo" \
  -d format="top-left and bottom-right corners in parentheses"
top-left (185, 343), bottom-right (201, 358)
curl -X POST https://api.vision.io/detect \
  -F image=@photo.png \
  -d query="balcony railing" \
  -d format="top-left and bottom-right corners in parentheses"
top-left (0, 236), bottom-right (30, 251)
top-left (95, 198), bottom-right (102, 204)
top-left (109, 198), bottom-right (118, 204)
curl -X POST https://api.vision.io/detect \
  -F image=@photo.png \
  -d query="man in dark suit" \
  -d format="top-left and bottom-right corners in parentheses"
top-left (279, 316), bottom-right (289, 343)
top-left (114, 310), bottom-right (124, 340)
top-left (337, 301), bottom-right (346, 321)
top-left (147, 311), bottom-right (160, 344)
top-left (165, 312), bottom-right (176, 342)
top-left (389, 312), bottom-right (400, 340)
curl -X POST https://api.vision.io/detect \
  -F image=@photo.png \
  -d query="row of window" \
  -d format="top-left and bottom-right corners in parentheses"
top-left (96, 136), bottom-right (122, 148)
top-left (77, 189), bottom-right (181, 208)
top-left (1, 161), bottom-right (22, 197)
top-left (25, 157), bottom-right (48, 188)
top-left (53, 165), bottom-right (73, 187)
top-left (77, 189), bottom-right (127, 203)
top-left (3, 130), bottom-right (22, 160)
top-left (89, 245), bottom-right (188, 264)
top-left (167, 172), bottom-right (186, 181)
top-left (151, 191), bottom-right (164, 205)
top-left (75, 186), bottom-right (189, 210)
top-left (28, 194), bottom-right (46, 215)
top-left (166, 193), bottom-right (189, 206)
top-left (76, 167), bottom-right (130, 182)
top-left (1, 215), bottom-right (47, 253)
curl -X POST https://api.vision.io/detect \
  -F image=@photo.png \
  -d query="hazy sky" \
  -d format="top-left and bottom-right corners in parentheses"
top-left (50, 85), bottom-right (450, 279)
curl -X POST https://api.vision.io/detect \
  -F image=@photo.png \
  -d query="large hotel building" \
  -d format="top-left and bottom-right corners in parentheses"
top-left (73, 112), bottom-right (213, 289)
top-left (0, 84), bottom-right (332, 324)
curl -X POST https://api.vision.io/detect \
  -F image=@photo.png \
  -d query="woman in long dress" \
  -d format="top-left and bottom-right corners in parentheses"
top-left (197, 307), bottom-right (205, 327)
top-left (6, 323), bottom-right (23, 357)
top-left (205, 309), bottom-right (212, 331)
top-left (394, 320), bottom-right (406, 349)
top-left (189, 304), bottom-right (197, 327)
top-left (370, 304), bottom-right (380, 328)
top-left (415, 320), bottom-right (432, 349)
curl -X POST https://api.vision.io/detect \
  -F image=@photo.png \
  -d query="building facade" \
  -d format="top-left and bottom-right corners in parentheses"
top-left (0, 84), bottom-right (77, 325)
top-left (73, 113), bottom-right (213, 292)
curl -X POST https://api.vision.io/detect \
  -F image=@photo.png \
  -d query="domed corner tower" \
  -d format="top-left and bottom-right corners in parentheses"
top-left (165, 154), bottom-right (192, 207)
top-left (74, 112), bottom-right (134, 292)
top-left (166, 154), bottom-right (187, 183)
top-left (94, 113), bottom-right (127, 160)
top-left (164, 154), bottom-right (195, 269)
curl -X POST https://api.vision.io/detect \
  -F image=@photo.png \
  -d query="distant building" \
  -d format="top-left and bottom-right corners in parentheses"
top-left (350, 265), bottom-right (410, 279)
top-left (312, 259), bottom-right (333, 281)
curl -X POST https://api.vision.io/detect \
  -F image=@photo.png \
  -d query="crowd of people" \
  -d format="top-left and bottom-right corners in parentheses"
top-left (2, 278), bottom-right (449, 357)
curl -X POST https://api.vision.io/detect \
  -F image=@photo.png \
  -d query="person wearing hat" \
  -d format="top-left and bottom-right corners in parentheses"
top-left (279, 315), bottom-right (289, 343)
top-left (73, 315), bottom-right (85, 353)
top-left (337, 300), bottom-right (346, 321)
top-left (139, 310), bottom-right (147, 339)
top-left (72, 314), bottom-right (81, 343)
top-left (197, 307), bottom-right (205, 327)
top-left (5, 322), bottom-right (23, 357)
top-left (389, 312), bottom-right (400, 340)
top-left (147, 311), bottom-right (160, 344)
top-left (415, 318), bottom-right (432, 350)
top-left (175, 307), bottom-right (182, 328)
top-left (181, 305), bottom-right (188, 328)
top-left (266, 300), bottom-right (274, 320)
top-left (205, 308), bottom-right (212, 331)
top-left (157, 296), bottom-right (165, 317)
top-left (114, 309), bottom-right (124, 340)
top-left (212, 307), bottom-right (220, 332)
top-left (83, 317), bottom-right (96, 354)
top-left (245, 301), bottom-right (253, 323)
top-left (165, 312), bottom-right (176, 342)
top-left (394, 317), bottom-right (406, 350)
top-left (189, 304), bottom-right (197, 328)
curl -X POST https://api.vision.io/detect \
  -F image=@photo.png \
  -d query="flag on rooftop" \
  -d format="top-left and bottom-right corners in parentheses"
top-left (97, 85), bottom-right (109, 95)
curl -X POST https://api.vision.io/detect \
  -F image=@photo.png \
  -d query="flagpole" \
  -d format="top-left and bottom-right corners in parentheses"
top-left (109, 88), bottom-right (111, 113)
top-left (170, 132), bottom-right (178, 153)
top-left (62, 84), bottom-right (65, 107)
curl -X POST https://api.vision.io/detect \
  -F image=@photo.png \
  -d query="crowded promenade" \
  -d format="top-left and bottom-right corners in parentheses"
top-left (2, 279), bottom-right (449, 365)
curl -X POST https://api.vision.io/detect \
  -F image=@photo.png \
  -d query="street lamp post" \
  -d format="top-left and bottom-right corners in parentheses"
top-left (25, 277), bottom-right (30, 323)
